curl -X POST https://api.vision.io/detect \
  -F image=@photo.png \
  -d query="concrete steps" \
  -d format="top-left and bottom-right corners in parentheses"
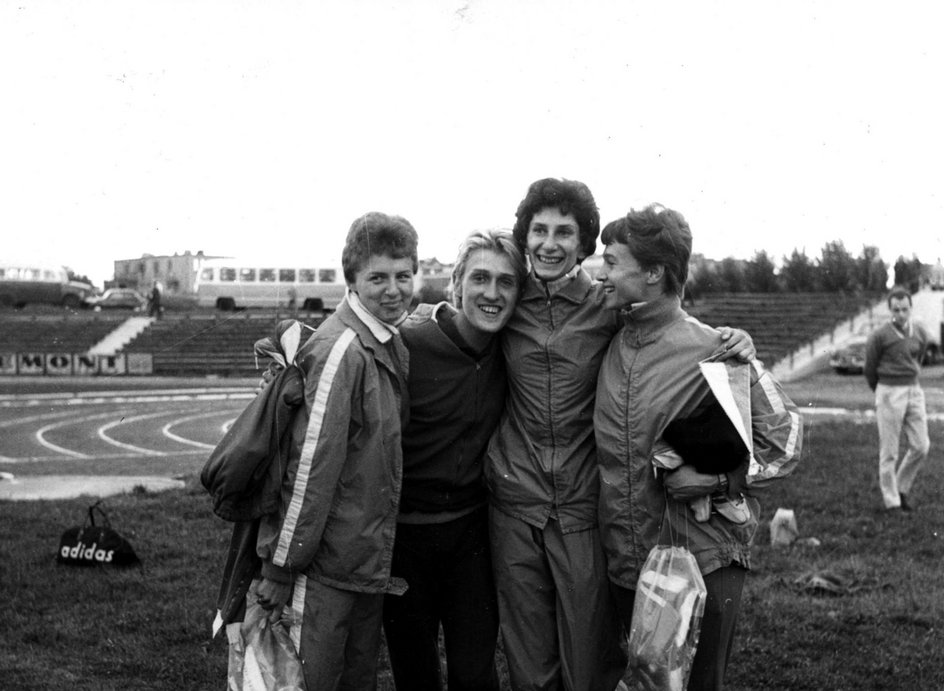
top-left (87, 316), bottom-right (154, 356)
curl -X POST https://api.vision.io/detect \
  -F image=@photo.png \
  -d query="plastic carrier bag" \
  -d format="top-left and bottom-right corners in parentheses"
top-left (227, 582), bottom-right (304, 691)
top-left (627, 545), bottom-right (707, 691)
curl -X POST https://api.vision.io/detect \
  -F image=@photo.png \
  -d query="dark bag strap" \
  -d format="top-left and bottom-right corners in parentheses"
top-left (87, 500), bottom-right (111, 528)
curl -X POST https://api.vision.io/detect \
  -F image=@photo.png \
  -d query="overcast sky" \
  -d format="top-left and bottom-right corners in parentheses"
top-left (3, 0), bottom-right (943, 286)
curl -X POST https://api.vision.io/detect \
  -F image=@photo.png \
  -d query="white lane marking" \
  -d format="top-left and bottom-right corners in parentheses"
top-left (0, 449), bottom-right (209, 463)
top-left (97, 411), bottom-right (183, 456)
top-left (0, 410), bottom-right (81, 429)
top-left (0, 392), bottom-right (254, 408)
top-left (35, 411), bottom-right (132, 459)
top-left (162, 410), bottom-right (236, 449)
top-left (4, 402), bottom-right (245, 462)
top-left (0, 388), bottom-right (254, 403)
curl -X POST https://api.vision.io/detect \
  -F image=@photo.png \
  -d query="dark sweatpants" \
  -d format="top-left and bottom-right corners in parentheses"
top-left (611, 564), bottom-right (747, 691)
top-left (382, 507), bottom-right (500, 691)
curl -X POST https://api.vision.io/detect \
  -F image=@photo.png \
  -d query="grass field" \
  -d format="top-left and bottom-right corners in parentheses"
top-left (2, 370), bottom-right (943, 690)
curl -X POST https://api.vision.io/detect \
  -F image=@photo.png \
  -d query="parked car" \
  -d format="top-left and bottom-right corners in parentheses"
top-left (829, 332), bottom-right (869, 374)
top-left (83, 288), bottom-right (147, 311)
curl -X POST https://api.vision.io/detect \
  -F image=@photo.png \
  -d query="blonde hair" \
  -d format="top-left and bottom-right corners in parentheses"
top-left (451, 229), bottom-right (527, 307)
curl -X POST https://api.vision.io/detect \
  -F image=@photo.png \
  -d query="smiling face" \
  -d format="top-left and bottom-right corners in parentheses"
top-left (525, 207), bottom-right (582, 281)
top-left (599, 241), bottom-right (656, 310)
top-left (348, 253), bottom-right (415, 324)
top-left (454, 249), bottom-right (520, 348)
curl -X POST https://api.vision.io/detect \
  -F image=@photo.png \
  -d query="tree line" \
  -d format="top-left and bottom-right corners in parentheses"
top-left (688, 240), bottom-right (929, 296)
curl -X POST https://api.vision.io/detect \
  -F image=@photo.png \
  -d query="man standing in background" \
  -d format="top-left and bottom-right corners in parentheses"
top-left (864, 286), bottom-right (931, 512)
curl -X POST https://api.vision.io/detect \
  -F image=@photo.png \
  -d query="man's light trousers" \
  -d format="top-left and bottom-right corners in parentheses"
top-left (875, 383), bottom-right (930, 509)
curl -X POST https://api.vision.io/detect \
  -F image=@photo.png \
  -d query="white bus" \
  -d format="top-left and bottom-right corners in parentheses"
top-left (194, 258), bottom-right (348, 311)
top-left (0, 262), bottom-right (94, 309)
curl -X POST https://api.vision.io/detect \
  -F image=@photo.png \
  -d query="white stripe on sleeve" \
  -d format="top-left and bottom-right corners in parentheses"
top-left (274, 328), bottom-right (357, 566)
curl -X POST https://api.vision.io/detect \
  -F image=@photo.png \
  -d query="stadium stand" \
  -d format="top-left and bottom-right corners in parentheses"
top-left (0, 293), bottom-right (880, 377)
top-left (685, 292), bottom-right (881, 368)
top-left (0, 313), bottom-right (130, 353)
top-left (122, 312), bottom-right (326, 377)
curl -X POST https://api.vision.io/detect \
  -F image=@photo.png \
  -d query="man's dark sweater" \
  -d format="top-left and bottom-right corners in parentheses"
top-left (864, 320), bottom-right (929, 390)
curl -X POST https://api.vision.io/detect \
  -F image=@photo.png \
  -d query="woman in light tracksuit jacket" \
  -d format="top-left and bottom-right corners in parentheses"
top-left (594, 204), bottom-right (802, 690)
top-left (254, 212), bottom-right (418, 691)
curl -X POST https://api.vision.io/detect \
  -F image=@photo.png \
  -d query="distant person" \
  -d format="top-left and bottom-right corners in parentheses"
top-left (594, 204), bottom-right (802, 690)
top-left (148, 281), bottom-right (162, 318)
top-left (287, 285), bottom-right (297, 312)
top-left (383, 229), bottom-right (527, 691)
top-left (864, 286), bottom-right (931, 511)
top-left (254, 211), bottom-right (418, 691)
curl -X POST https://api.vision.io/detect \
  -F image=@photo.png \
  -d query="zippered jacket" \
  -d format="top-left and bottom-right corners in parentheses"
top-left (258, 298), bottom-right (410, 593)
top-left (594, 295), bottom-right (802, 588)
top-left (399, 302), bottom-right (505, 515)
top-left (486, 268), bottom-right (620, 533)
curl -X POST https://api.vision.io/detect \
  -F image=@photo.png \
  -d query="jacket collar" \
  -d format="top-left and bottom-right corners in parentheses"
top-left (622, 293), bottom-right (685, 343)
top-left (521, 265), bottom-right (593, 305)
top-left (345, 291), bottom-right (404, 343)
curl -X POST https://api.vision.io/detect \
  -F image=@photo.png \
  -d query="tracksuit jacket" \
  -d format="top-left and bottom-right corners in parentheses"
top-left (594, 294), bottom-right (803, 588)
top-left (257, 297), bottom-right (410, 593)
top-left (485, 267), bottom-right (620, 531)
top-left (398, 302), bottom-right (505, 515)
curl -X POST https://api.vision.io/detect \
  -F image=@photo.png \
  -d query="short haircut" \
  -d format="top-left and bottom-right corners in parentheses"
top-left (887, 285), bottom-right (912, 307)
top-left (601, 204), bottom-right (693, 297)
top-left (451, 229), bottom-right (528, 307)
top-left (512, 178), bottom-right (600, 260)
top-left (342, 212), bottom-right (419, 284)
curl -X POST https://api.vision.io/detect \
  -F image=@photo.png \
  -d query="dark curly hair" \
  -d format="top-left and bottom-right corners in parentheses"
top-left (512, 178), bottom-right (600, 260)
top-left (342, 212), bottom-right (419, 284)
top-left (601, 204), bottom-right (692, 297)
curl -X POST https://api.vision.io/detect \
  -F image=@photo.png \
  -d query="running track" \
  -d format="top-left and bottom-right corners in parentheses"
top-left (0, 387), bottom-right (254, 471)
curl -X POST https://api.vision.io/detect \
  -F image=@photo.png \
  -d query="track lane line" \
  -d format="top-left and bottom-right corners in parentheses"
top-left (161, 410), bottom-right (235, 449)
top-left (98, 411), bottom-right (192, 456)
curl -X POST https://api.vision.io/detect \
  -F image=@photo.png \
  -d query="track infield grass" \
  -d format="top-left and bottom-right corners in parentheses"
top-left (2, 372), bottom-right (943, 690)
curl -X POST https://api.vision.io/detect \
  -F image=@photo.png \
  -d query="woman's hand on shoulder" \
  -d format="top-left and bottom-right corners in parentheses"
top-left (711, 327), bottom-right (755, 362)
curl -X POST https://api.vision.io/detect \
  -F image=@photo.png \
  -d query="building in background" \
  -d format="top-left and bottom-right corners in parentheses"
top-left (110, 251), bottom-right (455, 304)
top-left (111, 251), bottom-right (221, 294)
top-left (416, 257), bottom-right (454, 302)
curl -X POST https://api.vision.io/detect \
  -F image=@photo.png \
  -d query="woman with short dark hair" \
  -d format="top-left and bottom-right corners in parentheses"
top-left (595, 204), bottom-right (802, 690)
top-left (255, 211), bottom-right (418, 691)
